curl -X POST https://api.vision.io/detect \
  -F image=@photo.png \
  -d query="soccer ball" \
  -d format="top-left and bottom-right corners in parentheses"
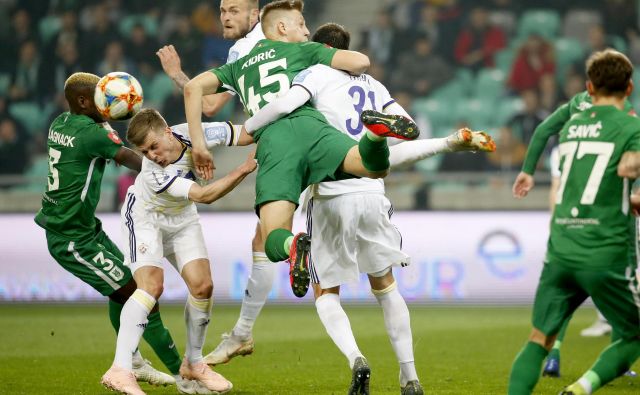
top-left (94, 72), bottom-right (144, 120)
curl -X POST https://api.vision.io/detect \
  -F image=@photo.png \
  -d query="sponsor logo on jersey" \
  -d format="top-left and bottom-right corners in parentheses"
top-left (567, 121), bottom-right (602, 139)
top-left (107, 130), bottom-right (122, 144)
top-left (577, 101), bottom-right (593, 111)
top-left (241, 48), bottom-right (276, 69)
top-left (48, 129), bottom-right (75, 147)
top-left (204, 125), bottom-right (228, 143)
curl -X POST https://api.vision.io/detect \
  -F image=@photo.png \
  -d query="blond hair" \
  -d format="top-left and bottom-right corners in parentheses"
top-left (126, 108), bottom-right (168, 147)
top-left (261, 0), bottom-right (304, 37)
top-left (64, 72), bottom-right (100, 103)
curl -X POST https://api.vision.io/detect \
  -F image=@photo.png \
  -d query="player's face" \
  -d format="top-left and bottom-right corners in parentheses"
top-left (138, 128), bottom-right (176, 167)
top-left (284, 11), bottom-right (310, 43)
top-left (220, 0), bottom-right (256, 40)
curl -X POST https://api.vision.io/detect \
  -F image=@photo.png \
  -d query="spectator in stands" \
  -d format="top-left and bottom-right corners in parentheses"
top-left (125, 23), bottom-right (160, 82)
top-left (454, 6), bottom-right (506, 73)
top-left (435, 0), bottom-right (465, 62)
top-left (0, 117), bottom-right (29, 181)
top-left (486, 126), bottom-right (527, 172)
top-left (391, 34), bottom-right (453, 100)
top-left (0, 8), bottom-right (37, 73)
top-left (96, 40), bottom-right (135, 77)
top-left (9, 39), bottom-right (43, 102)
top-left (413, 5), bottom-right (441, 54)
top-left (507, 89), bottom-right (546, 145)
top-left (602, 0), bottom-right (638, 40)
top-left (507, 34), bottom-right (555, 93)
top-left (166, 13), bottom-right (203, 77)
top-left (538, 74), bottom-right (558, 114)
top-left (80, 3), bottom-right (121, 71)
top-left (42, 41), bottom-right (82, 101)
top-left (44, 10), bottom-right (81, 67)
top-left (360, 10), bottom-right (397, 68)
top-left (561, 72), bottom-right (586, 102)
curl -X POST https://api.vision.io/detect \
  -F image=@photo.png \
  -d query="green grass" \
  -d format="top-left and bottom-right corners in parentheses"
top-left (0, 304), bottom-right (638, 394)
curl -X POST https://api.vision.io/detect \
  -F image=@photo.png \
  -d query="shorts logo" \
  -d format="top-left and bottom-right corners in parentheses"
top-left (92, 251), bottom-right (125, 282)
top-left (138, 243), bottom-right (148, 254)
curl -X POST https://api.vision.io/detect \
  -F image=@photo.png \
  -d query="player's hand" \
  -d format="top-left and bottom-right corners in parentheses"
top-left (156, 45), bottom-right (182, 78)
top-left (239, 150), bottom-right (258, 174)
top-left (192, 148), bottom-right (215, 180)
top-left (512, 171), bottom-right (534, 198)
top-left (617, 151), bottom-right (640, 178)
top-left (631, 192), bottom-right (640, 216)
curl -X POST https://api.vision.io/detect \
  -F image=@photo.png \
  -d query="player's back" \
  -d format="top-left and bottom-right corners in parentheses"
top-left (548, 105), bottom-right (640, 269)
top-left (35, 112), bottom-right (123, 240)
top-left (293, 64), bottom-right (393, 196)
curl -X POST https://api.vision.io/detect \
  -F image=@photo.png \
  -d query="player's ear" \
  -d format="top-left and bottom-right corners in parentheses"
top-left (277, 20), bottom-right (286, 36)
top-left (626, 79), bottom-right (634, 98)
top-left (586, 80), bottom-right (595, 96)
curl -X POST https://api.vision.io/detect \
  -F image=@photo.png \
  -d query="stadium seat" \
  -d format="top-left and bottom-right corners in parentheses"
top-left (494, 48), bottom-right (515, 74)
top-left (554, 38), bottom-right (585, 82)
top-left (145, 74), bottom-right (175, 107)
top-left (38, 15), bottom-right (61, 45)
top-left (0, 73), bottom-right (10, 96)
top-left (473, 68), bottom-right (506, 100)
top-left (18, 154), bottom-right (48, 193)
top-left (429, 77), bottom-right (467, 102)
top-left (454, 98), bottom-right (495, 131)
top-left (562, 10), bottom-right (602, 44)
top-left (454, 68), bottom-right (474, 96)
top-left (8, 102), bottom-right (46, 136)
top-left (608, 35), bottom-right (627, 53)
top-left (495, 97), bottom-right (524, 127)
top-left (412, 98), bottom-right (455, 136)
top-left (517, 9), bottom-right (561, 40)
top-left (118, 15), bottom-right (159, 37)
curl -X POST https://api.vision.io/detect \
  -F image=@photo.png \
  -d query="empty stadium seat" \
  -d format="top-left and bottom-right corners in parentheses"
top-left (8, 102), bottom-right (46, 135)
top-left (562, 10), bottom-right (602, 44)
top-left (554, 38), bottom-right (585, 82)
top-left (494, 48), bottom-right (515, 74)
top-left (38, 15), bottom-right (61, 45)
top-left (412, 97), bottom-right (455, 136)
top-left (517, 9), bottom-right (561, 39)
top-left (145, 74), bottom-right (175, 107)
top-left (474, 68), bottom-right (507, 100)
top-left (454, 98), bottom-right (495, 131)
top-left (495, 97), bottom-right (525, 127)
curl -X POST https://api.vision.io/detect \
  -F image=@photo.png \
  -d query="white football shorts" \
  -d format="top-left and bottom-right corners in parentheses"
top-left (121, 192), bottom-right (208, 274)
top-left (307, 193), bottom-right (410, 289)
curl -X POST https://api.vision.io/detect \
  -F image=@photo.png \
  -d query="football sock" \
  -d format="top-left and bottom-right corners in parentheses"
top-left (373, 281), bottom-right (418, 386)
top-left (507, 341), bottom-right (547, 395)
top-left (586, 337), bottom-right (640, 390)
top-left (548, 315), bottom-right (570, 360)
top-left (315, 293), bottom-right (362, 368)
top-left (233, 252), bottom-right (275, 339)
top-left (359, 133), bottom-right (390, 172)
top-left (389, 138), bottom-right (449, 168)
top-left (114, 289), bottom-right (156, 370)
top-left (108, 299), bottom-right (123, 332)
top-left (265, 228), bottom-right (294, 262)
top-left (143, 310), bottom-right (182, 375)
top-left (184, 294), bottom-right (213, 364)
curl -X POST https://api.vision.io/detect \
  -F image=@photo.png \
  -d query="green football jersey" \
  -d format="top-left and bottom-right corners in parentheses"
top-left (547, 105), bottom-right (640, 269)
top-left (522, 91), bottom-right (635, 174)
top-left (35, 112), bottom-right (123, 240)
top-left (211, 39), bottom-right (337, 140)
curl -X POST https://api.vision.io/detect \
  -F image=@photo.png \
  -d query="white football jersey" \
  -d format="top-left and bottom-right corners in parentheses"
top-left (292, 64), bottom-right (396, 197)
top-left (132, 122), bottom-right (238, 213)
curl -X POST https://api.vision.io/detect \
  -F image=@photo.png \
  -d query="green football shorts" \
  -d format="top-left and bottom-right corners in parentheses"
top-left (254, 115), bottom-right (357, 210)
top-left (45, 228), bottom-right (132, 296)
top-left (532, 261), bottom-right (640, 340)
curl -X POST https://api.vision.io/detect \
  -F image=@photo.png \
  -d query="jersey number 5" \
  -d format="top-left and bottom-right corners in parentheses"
top-left (556, 141), bottom-right (614, 205)
top-left (47, 147), bottom-right (61, 191)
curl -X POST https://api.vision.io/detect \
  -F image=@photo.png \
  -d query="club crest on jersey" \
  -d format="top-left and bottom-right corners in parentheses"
top-left (138, 243), bottom-right (148, 254)
top-left (108, 130), bottom-right (122, 144)
top-left (567, 121), bottom-right (602, 139)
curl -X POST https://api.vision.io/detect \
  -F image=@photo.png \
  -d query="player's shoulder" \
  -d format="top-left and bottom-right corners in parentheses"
top-left (227, 23), bottom-right (266, 63)
top-left (169, 125), bottom-right (193, 145)
top-left (569, 91), bottom-right (593, 113)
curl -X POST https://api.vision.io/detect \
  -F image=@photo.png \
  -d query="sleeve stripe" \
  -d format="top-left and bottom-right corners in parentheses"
top-left (226, 121), bottom-right (235, 146)
top-left (292, 84), bottom-right (313, 99)
top-left (383, 99), bottom-right (396, 110)
top-left (156, 176), bottom-right (178, 194)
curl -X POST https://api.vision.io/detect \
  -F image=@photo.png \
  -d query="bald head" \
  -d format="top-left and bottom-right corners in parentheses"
top-left (64, 72), bottom-right (103, 121)
top-left (261, 0), bottom-right (308, 42)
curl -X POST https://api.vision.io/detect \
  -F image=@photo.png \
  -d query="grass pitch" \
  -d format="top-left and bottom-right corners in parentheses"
top-left (0, 304), bottom-right (638, 394)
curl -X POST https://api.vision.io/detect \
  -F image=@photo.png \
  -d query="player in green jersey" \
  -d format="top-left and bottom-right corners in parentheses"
top-left (183, 0), bottom-right (418, 296)
top-left (34, 72), bottom-right (188, 392)
top-left (507, 50), bottom-right (640, 395)
top-left (514, 86), bottom-right (638, 379)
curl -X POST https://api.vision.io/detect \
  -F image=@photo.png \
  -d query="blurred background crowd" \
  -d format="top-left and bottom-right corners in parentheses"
top-left (1, 0), bottom-right (639, 211)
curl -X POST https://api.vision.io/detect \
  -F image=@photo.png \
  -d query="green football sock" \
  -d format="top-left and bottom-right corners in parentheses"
top-left (586, 338), bottom-right (640, 391)
top-left (265, 228), bottom-right (293, 262)
top-left (108, 299), bottom-right (123, 332)
top-left (143, 311), bottom-right (181, 375)
top-left (548, 315), bottom-right (571, 360)
top-left (358, 133), bottom-right (390, 172)
top-left (508, 341), bottom-right (548, 395)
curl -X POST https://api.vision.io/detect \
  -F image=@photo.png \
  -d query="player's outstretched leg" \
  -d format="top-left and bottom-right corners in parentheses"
top-left (361, 110), bottom-right (420, 141)
top-left (445, 128), bottom-right (496, 152)
top-left (348, 356), bottom-right (371, 395)
top-left (265, 228), bottom-right (311, 298)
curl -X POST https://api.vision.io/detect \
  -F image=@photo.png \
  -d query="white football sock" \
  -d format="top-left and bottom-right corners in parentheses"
top-left (596, 309), bottom-right (607, 323)
top-left (114, 289), bottom-right (156, 370)
top-left (185, 294), bottom-right (213, 364)
top-left (373, 282), bottom-right (418, 386)
top-left (315, 293), bottom-right (362, 368)
top-left (389, 138), bottom-right (450, 168)
top-left (232, 252), bottom-right (275, 339)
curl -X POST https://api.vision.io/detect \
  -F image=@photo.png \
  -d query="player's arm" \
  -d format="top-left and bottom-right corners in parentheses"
top-left (243, 86), bottom-right (311, 134)
top-left (157, 45), bottom-right (232, 117)
top-left (184, 71), bottom-right (222, 180)
top-left (171, 122), bottom-right (254, 148)
top-left (188, 151), bottom-right (257, 204)
top-left (618, 151), bottom-right (640, 178)
top-left (330, 50), bottom-right (370, 76)
top-left (113, 147), bottom-right (142, 172)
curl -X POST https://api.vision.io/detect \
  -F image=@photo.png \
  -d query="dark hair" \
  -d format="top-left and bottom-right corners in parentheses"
top-left (586, 49), bottom-right (633, 97)
top-left (312, 23), bottom-right (350, 50)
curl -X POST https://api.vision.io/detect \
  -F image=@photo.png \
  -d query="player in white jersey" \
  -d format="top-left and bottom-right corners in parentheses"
top-left (157, 1), bottom-right (277, 365)
top-left (102, 108), bottom-right (255, 395)
top-left (242, 23), bottom-right (493, 395)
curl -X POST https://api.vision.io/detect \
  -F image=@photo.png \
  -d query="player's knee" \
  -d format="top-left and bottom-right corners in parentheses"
top-left (143, 282), bottom-right (164, 300)
top-left (191, 279), bottom-right (213, 299)
top-left (528, 328), bottom-right (555, 350)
